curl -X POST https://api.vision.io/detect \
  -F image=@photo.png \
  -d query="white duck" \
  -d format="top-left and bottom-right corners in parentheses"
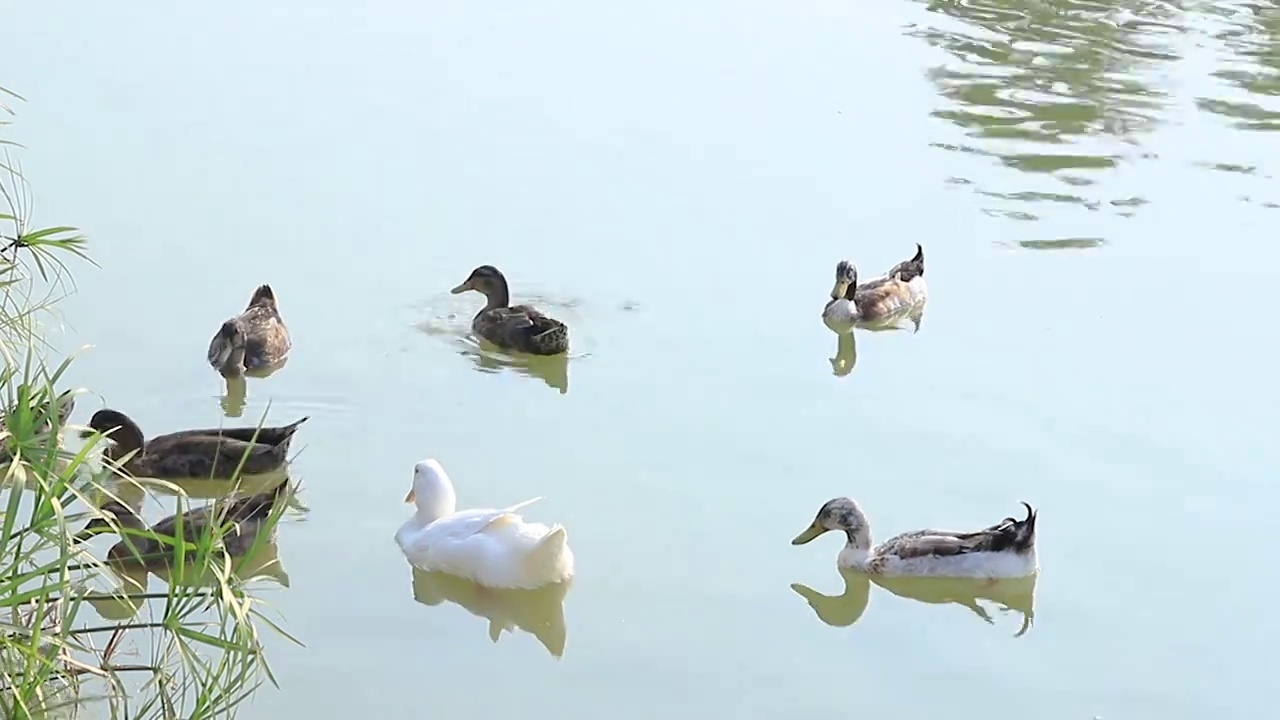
top-left (394, 458), bottom-right (574, 589)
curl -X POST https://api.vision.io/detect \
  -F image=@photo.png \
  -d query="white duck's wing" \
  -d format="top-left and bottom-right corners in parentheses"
top-left (420, 497), bottom-right (538, 537)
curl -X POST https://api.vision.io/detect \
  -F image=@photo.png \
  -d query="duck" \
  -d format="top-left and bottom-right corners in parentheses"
top-left (80, 409), bottom-right (308, 480)
top-left (394, 458), bottom-right (574, 589)
top-left (791, 497), bottom-right (1038, 578)
top-left (822, 244), bottom-right (927, 331)
top-left (73, 479), bottom-right (291, 566)
top-left (450, 265), bottom-right (569, 355)
top-left (207, 284), bottom-right (291, 378)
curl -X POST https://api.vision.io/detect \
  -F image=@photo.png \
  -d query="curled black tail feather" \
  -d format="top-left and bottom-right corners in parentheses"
top-left (1013, 501), bottom-right (1037, 551)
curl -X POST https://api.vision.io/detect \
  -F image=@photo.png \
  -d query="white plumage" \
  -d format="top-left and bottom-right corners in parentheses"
top-left (394, 459), bottom-right (575, 590)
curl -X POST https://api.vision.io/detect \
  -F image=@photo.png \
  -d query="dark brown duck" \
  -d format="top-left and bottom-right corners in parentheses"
top-left (82, 409), bottom-right (308, 479)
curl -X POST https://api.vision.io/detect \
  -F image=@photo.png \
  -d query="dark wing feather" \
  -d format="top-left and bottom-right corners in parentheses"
top-left (885, 243), bottom-right (924, 282)
top-left (883, 504), bottom-right (1037, 559)
top-left (477, 306), bottom-right (568, 355)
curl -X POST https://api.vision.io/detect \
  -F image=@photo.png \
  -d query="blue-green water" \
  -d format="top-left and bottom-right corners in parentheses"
top-left (4, 1), bottom-right (1278, 717)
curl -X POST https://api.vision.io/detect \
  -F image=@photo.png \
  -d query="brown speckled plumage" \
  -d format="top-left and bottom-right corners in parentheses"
top-left (824, 245), bottom-right (928, 328)
top-left (450, 265), bottom-right (569, 355)
top-left (208, 284), bottom-right (292, 378)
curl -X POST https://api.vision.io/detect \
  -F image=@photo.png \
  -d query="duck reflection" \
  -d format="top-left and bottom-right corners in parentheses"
top-left (219, 376), bottom-right (247, 418)
top-left (792, 567), bottom-right (1037, 636)
top-left (872, 573), bottom-right (1037, 637)
top-left (790, 567), bottom-right (872, 627)
top-left (74, 480), bottom-right (294, 608)
top-left (411, 567), bottom-right (571, 658)
top-left (829, 332), bottom-right (857, 377)
top-left (84, 537), bottom-right (290, 622)
top-left (459, 338), bottom-right (571, 395)
top-left (144, 469), bottom-right (294, 501)
top-left (827, 303), bottom-right (925, 378)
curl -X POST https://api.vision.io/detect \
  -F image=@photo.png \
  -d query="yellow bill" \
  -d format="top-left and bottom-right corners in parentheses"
top-left (791, 521), bottom-right (828, 545)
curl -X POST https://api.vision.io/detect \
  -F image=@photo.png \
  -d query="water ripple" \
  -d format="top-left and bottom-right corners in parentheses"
top-left (1197, 1), bottom-right (1280, 131)
top-left (910, 0), bottom-right (1185, 241)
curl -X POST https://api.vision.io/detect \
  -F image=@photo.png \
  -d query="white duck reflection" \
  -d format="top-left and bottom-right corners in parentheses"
top-left (792, 568), bottom-right (1037, 636)
top-left (411, 567), bottom-right (571, 658)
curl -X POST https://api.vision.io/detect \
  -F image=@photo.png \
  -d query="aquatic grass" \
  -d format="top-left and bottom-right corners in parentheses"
top-left (0, 84), bottom-right (296, 719)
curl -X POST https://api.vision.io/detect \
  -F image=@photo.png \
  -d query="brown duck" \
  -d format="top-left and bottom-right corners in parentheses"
top-left (207, 284), bottom-right (292, 378)
top-left (450, 265), bottom-right (570, 355)
top-left (81, 409), bottom-right (307, 480)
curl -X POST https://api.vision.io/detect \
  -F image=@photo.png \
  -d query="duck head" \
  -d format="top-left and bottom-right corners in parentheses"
top-left (830, 260), bottom-right (858, 300)
top-left (451, 265), bottom-right (511, 307)
top-left (404, 458), bottom-right (459, 523)
top-left (209, 320), bottom-right (248, 378)
top-left (79, 409), bottom-right (146, 456)
top-left (792, 497), bottom-right (872, 550)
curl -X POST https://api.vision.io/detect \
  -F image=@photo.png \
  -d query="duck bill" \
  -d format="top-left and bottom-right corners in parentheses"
top-left (791, 522), bottom-right (828, 546)
top-left (829, 280), bottom-right (850, 300)
top-left (449, 281), bottom-right (471, 295)
top-left (404, 488), bottom-right (416, 504)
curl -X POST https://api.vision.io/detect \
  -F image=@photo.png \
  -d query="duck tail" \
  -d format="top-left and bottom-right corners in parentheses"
top-left (911, 243), bottom-right (924, 275)
top-left (249, 284), bottom-right (277, 308)
top-left (531, 324), bottom-right (569, 355)
top-left (1011, 501), bottom-right (1037, 552)
top-left (280, 415), bottom-right (310, 438)
top-left (527, 524), bottom-right (571, 574)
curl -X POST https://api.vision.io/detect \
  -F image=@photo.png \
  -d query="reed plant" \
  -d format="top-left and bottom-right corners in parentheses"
top-left (0, 83), bottom-right (296, 720)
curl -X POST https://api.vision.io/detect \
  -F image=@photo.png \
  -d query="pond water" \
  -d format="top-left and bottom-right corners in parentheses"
top-left (4, 1), bottom-right (1279, 718)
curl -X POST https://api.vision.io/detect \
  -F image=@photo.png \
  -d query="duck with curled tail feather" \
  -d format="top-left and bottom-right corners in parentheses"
top-left (792, 497), bottom-right (1038, 579)
top-left (823, 244), bottom-right (927, 331)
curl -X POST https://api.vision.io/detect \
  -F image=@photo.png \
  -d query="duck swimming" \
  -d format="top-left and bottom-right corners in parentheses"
top-left (791, 497), bottom-right (1038, 578)
top-left (395, 458), bottom-right (574, 589)
top-left (81, 409), bottom-right (307, 480)
top-left (823, 244), bottom-right (927, 331)
top-left (207, 284), bottom-right (291, 378)
top-left (74, 479), bottom-right (291, 566)
top-left (450, 265), bottom-right (569, 355)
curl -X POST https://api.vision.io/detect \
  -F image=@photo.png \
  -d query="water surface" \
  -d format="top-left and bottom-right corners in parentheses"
top-left (3, 1), bottom-right (1278, 718)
